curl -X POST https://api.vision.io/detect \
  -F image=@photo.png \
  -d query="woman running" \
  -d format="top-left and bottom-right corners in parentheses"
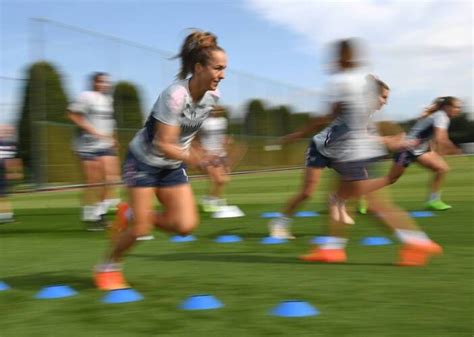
top-left (93, 30), bottom-right (227, 290)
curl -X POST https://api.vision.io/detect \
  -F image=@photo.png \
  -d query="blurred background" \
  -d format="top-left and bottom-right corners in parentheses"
top-left (0, 1), bottom-right (472, 187)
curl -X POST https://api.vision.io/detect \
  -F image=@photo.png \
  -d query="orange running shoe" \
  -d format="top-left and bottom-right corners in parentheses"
top-left (108, 202), bottom-right (130, 242)
top-left (299, 248), bottom-right (347, 263)
top-left (94, 270), bottom-right (130, 291)
top-left (397, 241), bottom-right (443, 267)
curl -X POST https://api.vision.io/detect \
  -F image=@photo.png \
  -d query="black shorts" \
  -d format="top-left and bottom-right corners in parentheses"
top-left (123, 151), bottom-right (189, 188)
top-left (393, 151), bottom-right (420, 168)
top-left (0, 162), bottom-right (7, 197)
top-left (331, 158), bottom-right (383, 182)
top-left (77, 147), bottom-right (117, 161)
top-left (305, 141), bottom-right (331, 168)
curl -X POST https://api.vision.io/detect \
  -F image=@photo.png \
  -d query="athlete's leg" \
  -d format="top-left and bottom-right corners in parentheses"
top-left (107, 187), bottom-right (155, 262)
top-left (153, 183), bottom-right (199, 235)
top-left (80, 158), bottom-right (102, 221)
top-left (416, 151), bottom-right (449, 193)
top-left (207, 164), bottom-right (230, 199)
top-left (283, 167), bottom-right (323, 216)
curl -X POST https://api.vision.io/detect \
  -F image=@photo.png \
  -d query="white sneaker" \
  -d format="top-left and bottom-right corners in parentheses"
top-left (201, 196), bottom-right (220, 213)
top-left (82, 205), bottom-right (101, 222)
top-left (212, 205), bottom-right (245, 218)
top-left (137, 235), bottom-right (155, 241)
top-left (268, 217), bottom-right (295, 239)
top-left (102, 198), bottom-right (121, 213)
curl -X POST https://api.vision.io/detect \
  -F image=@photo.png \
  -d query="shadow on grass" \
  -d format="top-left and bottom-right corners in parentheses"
top-left (3, 271), bottom-right (94, 291)
top-left (131, 251), bottom-right (395, 268)
top-left (16, 210), bottom-right (76, 217)
top-left (0, 226), bottom-right (93, 235)
top-left (201, 227), bottom-right (322, 240)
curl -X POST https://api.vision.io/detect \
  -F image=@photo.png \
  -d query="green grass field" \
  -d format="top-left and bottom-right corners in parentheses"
top-left (1, 157), bottom-right (473, 337)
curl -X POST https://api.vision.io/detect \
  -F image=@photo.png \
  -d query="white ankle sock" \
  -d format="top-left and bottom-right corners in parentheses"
top-left (429, 192), bottom-right (441, 201)
top-left (321, 237), bottom-right (348, 249)
top-left (395, 229), bottom-right (430, 244)
top-left (95, 262), bottom-right (122, 272)
top-left (270, 216), bottom-right (292, 228)
top-left (0, 212), bottom-right (13, 220)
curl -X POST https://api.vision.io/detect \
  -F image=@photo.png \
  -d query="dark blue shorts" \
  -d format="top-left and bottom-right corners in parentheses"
top-left (0, 162), bottom-right (7, 197)
top-left (393, 151), bottom-right (420, 168)
top-left (123, 151), bottom-right (189, 188)
top-left (77, 147), bottom-right (117, 161)
top-left (331, 158), bottom-right (382, 182)
top-left (305, 141), bottom-right (331, 168)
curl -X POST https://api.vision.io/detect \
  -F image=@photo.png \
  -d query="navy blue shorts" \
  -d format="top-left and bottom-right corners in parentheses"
top-left (305, 141), bottom-right (331, 168)
top-left (77, 147), bottom-right (117, 161)
top-left (393, 151), bottom-right (420, 168)
top-left (331, 158), bottom-right (382, 182)
top-left (0, 162), bottom-right (7, 197)
top-left (123, 151), bottom-right (189, 188)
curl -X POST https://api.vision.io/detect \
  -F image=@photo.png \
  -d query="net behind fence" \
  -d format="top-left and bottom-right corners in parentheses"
top-left (4, 18), bottom-right (321, 187)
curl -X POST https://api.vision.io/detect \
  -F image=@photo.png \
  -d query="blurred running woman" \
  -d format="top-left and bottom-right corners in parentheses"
top-left (68, 72), bottom-right (121, 230)
top-left (300, 43), bottom-right (442, 266)
top-left (0, 125), bottom-right (23, 224)
top-left (389, 96), bottom-right (462, 210)
top-left (94, 30), bottom-right (227, 290)
top-left (198, 105), bottom-right (231, 212)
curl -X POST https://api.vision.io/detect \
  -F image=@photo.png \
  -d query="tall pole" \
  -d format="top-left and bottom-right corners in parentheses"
top-left (28, 17), bottom-right (46, 186)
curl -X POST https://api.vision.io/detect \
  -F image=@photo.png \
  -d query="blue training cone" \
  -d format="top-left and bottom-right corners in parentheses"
top-left (310, 236), bottom-right (332, 245)
top-left (214, 235), bottom-right (242, 243)
top-left (294, 211), bottom-right (320, 217)
top-left (34, 285), bottom-right (77, 299)
top-left (179, 294), bottom-right (223, 310)
top-left (0, 281), bottom-right (11, 291)
top-left (101, 288), bottom-right (143, 304)
top-left (261, 212), bottom-right (283, 218)
top-left (170, 235), bottom-right (196, 243)
top-left (410, 211), bottom-right (434, 218)
top-left (270, 300), bottom-right (319, 317)
top-left (261, 237), bottom-right (288, 245)
top-left (360, 236), bottom-right (393, 246)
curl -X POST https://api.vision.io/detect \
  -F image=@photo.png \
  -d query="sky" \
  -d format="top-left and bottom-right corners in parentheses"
top-left (0, 0), bottom-right (473, 124)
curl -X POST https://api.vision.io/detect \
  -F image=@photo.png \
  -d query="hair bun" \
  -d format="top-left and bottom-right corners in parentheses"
top-left (198, 32), bottom-right (217, 48)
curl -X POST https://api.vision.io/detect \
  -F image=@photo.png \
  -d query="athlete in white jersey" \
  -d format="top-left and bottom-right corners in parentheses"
top-left (199, 108), bottom-right (228, 157)
top-left (197, 105), bottom-right (231, 212)
top-left (0, 125), bottom-right (23, 223)
top-left (267, 39), bottom-right (386, 239)
top-left (297, 40), bottom-right (442, 267)
top-left (268, 71), bottom-right (390, 239)
top-left (94, 30), bottom-right (227, 291)
top-left (389, 96), bottom-right (462, 210)
top-left (68, 72), bottom-right (121, 228)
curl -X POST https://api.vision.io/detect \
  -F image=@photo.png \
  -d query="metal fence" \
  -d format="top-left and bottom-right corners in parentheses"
top-left (2, 18), bottom-right (322, 186)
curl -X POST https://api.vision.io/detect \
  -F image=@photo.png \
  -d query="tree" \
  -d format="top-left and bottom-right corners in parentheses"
top-left (113, 81), bottom-right (143, 129)
top-left (244, 99), bottom-right (266, 136)
top-left (289, 112), bottom-right (311, 132)
top-left (18, 61), bottom-right (68, 174)
top-left (270, 105), bottom-right (291, 136)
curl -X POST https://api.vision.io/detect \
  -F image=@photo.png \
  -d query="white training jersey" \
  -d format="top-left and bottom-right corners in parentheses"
top-left (199, 116), bottom-right (228, 156)
top-left (407, 110), bottom-right (450, 156)
top-left (313, 68), bottom-right (386, 162)
top-left (0, 139), bottom-right (16, 162)
top-left (129, 79), bottom-right (219, 168)
top-left (68, 91), bottom-right (115, 151)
